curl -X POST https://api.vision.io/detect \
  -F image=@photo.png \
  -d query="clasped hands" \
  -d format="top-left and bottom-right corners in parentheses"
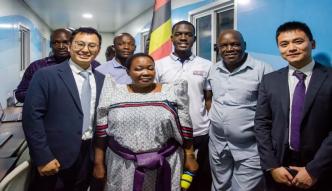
top-left (271, 166), bottom-right (317, 189)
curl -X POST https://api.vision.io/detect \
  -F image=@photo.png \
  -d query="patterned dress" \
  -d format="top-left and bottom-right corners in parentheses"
top-left (96, 75), bottom-right (193, 191)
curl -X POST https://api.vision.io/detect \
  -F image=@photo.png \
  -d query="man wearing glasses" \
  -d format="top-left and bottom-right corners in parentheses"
top-left (15, 28), bottom-right (100, 103)
top-left (23, 27), bottom-right (104, 191)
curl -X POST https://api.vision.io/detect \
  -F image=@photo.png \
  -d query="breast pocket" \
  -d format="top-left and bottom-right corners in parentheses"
top-left (230, 82), bottom-right (258, 105)
top-left (209, 78), bottom-right (226, 102)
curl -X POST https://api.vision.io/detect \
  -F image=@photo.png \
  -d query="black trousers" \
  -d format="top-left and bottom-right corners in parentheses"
top-left (29, 139), bottom-right (103, 191)
top-left (188, 134), bottom-right (212, 191)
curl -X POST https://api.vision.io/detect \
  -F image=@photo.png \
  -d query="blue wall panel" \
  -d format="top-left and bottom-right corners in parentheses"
top-left (237, 0), bottom-right (332, 68)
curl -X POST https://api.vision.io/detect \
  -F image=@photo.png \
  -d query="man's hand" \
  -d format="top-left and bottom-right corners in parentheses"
top-left (290, 166), bottom-right (317, 189)
top-left (271, 167), bottom-right (293, 186)
top-left (37, 159), bottom-right (60, 176)
top-left (93, 163), bottom-right (106, 180)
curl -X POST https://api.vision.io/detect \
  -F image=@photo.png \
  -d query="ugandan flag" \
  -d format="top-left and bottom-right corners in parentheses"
top-left (148, 0), bottom-right (172, 60)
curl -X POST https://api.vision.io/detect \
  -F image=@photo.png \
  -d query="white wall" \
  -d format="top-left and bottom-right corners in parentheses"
top-left (0, 0), bottom-right (51, 38)
top-left (95, 32), bottom-right (115, 64)
top-left (115, 8), bottom-right (153, 37)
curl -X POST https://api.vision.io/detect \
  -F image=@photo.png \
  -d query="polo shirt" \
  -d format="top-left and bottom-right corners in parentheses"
top-left (155, 54), bottom-right (212, 137)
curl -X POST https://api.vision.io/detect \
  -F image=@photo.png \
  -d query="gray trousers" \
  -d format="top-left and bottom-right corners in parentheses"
top-left (209, 142), bottom-right (264, 191)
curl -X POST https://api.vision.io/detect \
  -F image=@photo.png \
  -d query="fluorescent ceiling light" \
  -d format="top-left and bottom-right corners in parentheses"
top-left (82, 13), bottom-right (93, 19)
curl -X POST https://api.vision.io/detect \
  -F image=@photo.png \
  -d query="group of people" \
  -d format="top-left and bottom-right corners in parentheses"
top-left (16, 19), bottom-right (332, 191)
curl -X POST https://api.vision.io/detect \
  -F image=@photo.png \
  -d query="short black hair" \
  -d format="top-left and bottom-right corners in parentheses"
top-left (276, 21), bottom-right (313, 42)
top-left (50, 28), bottom-right (71, 46)
top-left (125, 53), bottom-right (155, 70)
top-left (113, 33), bottom-right (135, 45)
top-left (172, 20), bottom-right (196, 35)
top-left (70, 27), bottom-right (102, 46)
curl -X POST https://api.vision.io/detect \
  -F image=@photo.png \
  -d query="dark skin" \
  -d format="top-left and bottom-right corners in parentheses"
top-left (172, 23), bottom-right (212, 109)
top-left (93, 55), bottom-right (199, 182)
top-left (218, 29), bottom-right (247, 73)
top-left (50, 29), bottom-right (71, 61)
top-left (113, 34), bottom-right (136, 66)
top-left (171, 23), bottom-right (196, 62)
top-left (105, 45), bottom-right (115, 61)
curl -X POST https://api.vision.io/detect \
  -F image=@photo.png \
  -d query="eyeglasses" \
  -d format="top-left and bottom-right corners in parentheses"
top-left (72, 41), bottom-right (99, 51)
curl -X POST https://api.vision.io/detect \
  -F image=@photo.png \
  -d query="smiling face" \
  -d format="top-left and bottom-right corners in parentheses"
top-left (114, 34), bottom-right (136, 60)
top-left (171, 23), bottom-right (196, 56)
top-left (128, 56), bottom-right (155, 88)
top-left (218, 30), bottom-right (246, 65)
top-left (69, 32), bottom-right (100, 68)
top-left (277, 29), bottom-right (315, 68)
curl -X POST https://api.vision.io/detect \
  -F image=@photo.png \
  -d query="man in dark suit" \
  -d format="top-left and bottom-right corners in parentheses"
top-left (23, 27), bottom-right (104, 191)
top-left (255, 21), bottom-right (332, 191)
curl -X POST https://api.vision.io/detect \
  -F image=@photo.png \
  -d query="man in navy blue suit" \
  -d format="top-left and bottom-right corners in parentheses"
top-left (23, 27), bottom-right (105, 191)
top-left (255, 21), bottom-right (332, 191)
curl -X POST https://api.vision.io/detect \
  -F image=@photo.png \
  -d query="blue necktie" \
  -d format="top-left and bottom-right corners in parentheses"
top-left (290, 70), bottom-right (306, 151)
top-left (80, 71), bottom-right (91, 133)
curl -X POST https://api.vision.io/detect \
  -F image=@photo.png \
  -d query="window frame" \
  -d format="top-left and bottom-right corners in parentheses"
top-left (140, 30), bottom-right (150, 53)
top-left (19, 25), bottom-right (30, 71)
top-left (189, 0), bottom-right (236, 63)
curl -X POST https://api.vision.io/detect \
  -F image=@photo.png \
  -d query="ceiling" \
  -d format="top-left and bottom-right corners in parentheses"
top-left (23, 0), bottom-right (155, 32)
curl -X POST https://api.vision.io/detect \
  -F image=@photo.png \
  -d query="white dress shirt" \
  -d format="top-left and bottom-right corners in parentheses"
top-left (69, 59), bottom-right (97, 140)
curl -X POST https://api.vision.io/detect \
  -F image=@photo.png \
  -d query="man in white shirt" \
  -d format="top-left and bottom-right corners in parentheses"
top-left (155, 20), bottom-right (212, 191)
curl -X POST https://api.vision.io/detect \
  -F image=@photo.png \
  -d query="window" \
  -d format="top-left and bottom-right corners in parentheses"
top-left (140, 30), bottom-right (150, 53)
top-left (190, 0), bottom-right (234, 63)
top-left (197, 14), bottom-right (212, 61)
top-left (19, 25), bottom-right (30, 71)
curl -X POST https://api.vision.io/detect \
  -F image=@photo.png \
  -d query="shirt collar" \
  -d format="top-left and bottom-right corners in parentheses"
top-left (288, 60), bottom-right (315, 77)
top-left (111, 58), bottom-right (127, 69)
top-left (216, 53), bottom-right (253, 73)
top-left (170, 53), bottom-right (196, 62)
top-left (69, 59), bottom-right (92, 74)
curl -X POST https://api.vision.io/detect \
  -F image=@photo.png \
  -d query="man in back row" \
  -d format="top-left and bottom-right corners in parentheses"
top-left (155, 20), bottom-right (212, 191)
top-left (96, 33), bottom-right (136, 84)
top-left (15, 28), bottom-right (71, 103)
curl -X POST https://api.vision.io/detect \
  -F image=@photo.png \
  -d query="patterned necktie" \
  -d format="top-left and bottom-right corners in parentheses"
top-left (80, 71), bottom-right (91, 133)
top-left (290, 70), bottom-right (307, 151)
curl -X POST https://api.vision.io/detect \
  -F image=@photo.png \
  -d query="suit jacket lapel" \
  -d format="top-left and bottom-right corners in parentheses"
top-left (278, 67), bottom-right (290, 122)
top-left (93, 70), bottom-right (104, 110)
top-left (301, 63), bottom-right (327, 123)
top-left (57, 61), bottom-right (83, 114)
